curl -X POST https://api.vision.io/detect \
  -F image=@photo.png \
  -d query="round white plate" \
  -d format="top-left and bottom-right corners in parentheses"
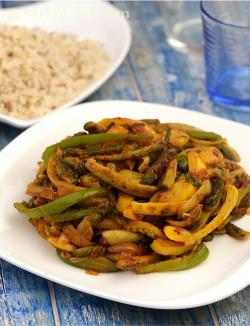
top-left (0, 0), bottom-right (131, 128)
top-left (0, 100), bottom-right (249, 309)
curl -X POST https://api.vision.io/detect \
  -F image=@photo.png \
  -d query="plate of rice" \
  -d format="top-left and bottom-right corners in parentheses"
top-left (0, 0), bottom-right (131, 128)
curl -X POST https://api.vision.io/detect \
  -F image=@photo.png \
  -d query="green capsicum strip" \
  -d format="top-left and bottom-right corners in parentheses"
top-left (217, 143), bottom-right (240, 162)
top-left (177, 154), bottom-right (188, 173)
top-left (47, 208), bottom-right (103, 222)
top-left (86, 143), bottom-right (124, 155)
top-left (142, 149), bottom-right (169, 185)
top-left (42, 133), bottom-right (152, 163)
top-left (95, 143), bottom-right (163, 161)
top-left (14, 187), bottom-right (106, 220)
top-left (226, 223), bottom-right (250, 240)
top-left (236, 186), bottom-right (250, 207)
top-left (204, 177), bottom-right (224, 210)
top-left (185, 129), bottom-right (222, 141)
top-left (58, 251), bottom-right (118, 272)
top-left (73, 245), bottom-right (105, 257)
top-left (135, 244), bottom-right (209, 274)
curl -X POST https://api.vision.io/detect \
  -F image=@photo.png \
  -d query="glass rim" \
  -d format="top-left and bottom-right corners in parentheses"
top-left (200, 1), bottom-right (250, 30)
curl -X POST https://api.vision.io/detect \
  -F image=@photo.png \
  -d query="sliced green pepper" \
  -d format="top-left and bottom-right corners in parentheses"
top-left (14, 187), bottom-right (106, 220)
top-left (226, 223), bottom-right (250, 240)
top-left (165, 123), bottom-right (199, 132)
top-left (160, 123), bottom-right (222, 142)
top-left (236, 186), bottom-right (250, 207)
top-left (42, 133), bottom-right (151, 163)
top-left (191, 211), bottom-right (211, 231)
top-left (186, 129), bottom-right (222, 141)
top-left (218, 143), bottom-right (240, 162)
top-left (181, 180), bottom-right (211, 214)
top-left (135, 244), bottom-right (209, 274)
top-left (142, 149), bottom-right (169, 185)
top-left (58, 251), bottom-right (118, 272)
top-left (177, 154), bottom-right (188, 173)
top-left (203, 234), bottom-right (214, 242)
top-left (185, 174), bottom-right (201, 187)
top-left (47, 208), bottom-right (103, 222)
top-left (204, 177), bottom-right (224, 210)
top-left (95, 143), bottom-right (163, 161)
top-left (227, 188), bottom-right (250, 222)
top-left (86, 143), bottom-right (123, 155)
top-left (73, 245), bottom-right (105, 257)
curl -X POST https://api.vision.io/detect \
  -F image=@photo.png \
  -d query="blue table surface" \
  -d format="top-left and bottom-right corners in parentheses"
top-left (1, 1), bottom-right (250, 325)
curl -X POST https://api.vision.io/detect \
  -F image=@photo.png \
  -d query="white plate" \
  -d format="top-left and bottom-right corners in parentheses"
top-left (0, 100), bottom-right (250, 309)
top-left (0, 0), bottom-right (131, 128)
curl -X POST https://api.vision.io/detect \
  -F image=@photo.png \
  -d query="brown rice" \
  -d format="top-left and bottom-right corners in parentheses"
top-left (0, 25), bottom-right (110, 120)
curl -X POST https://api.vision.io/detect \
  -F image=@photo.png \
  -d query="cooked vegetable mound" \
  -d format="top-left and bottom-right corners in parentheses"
top-left (15, 118), bottom-right (250, 274)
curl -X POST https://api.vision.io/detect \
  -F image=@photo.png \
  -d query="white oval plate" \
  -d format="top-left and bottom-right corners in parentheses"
top-left (0, 0), bottom-right (131, 128)
top-left (0, 100), bottom-right (249, 309)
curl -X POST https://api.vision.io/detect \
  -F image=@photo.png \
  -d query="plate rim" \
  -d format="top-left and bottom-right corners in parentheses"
top-left (0, 100), bottom-right (250, 309)
top-left (0, 0), bottom-right (132, 129)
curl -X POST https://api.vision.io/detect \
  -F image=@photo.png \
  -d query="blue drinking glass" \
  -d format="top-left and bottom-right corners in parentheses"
top-left (201, 1), bottom-right (250, 109)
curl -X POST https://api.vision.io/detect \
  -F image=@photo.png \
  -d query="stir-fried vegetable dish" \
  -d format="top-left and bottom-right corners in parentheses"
top-left (14, 118), bottom-right (250, 274)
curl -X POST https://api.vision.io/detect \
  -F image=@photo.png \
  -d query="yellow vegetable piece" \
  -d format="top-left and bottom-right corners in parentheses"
top-left (148, 180), bottom-right (209, 216)
top-left (107, 242), bottom-right (144, 255)
top-left (164, 226), bottom-right (194, 245)
top-left (187, 151), bottom-right (207, 179)
top-left (191, 185), bottom-right (238, 242)
top-left (127, 221), bottom-right (164, 239)
top-left (131, 201), bottom-right (181, 216)
top-left (117, 193), bottom-right (133, 211)
top-left (116, 194), bottom-right (132, 213)
top-left (117, 193), bottom-right (141, 220)
top-left (108, 125), bottom-right (128, 134)
top-left (92, 117), bottom-right (137, 131)
top-left (48, 234), bottom-right (75, 252)
top-left (97, 218), bottom-right (122, 230)
top-left (163, 186), bottom-right (237, 245)
top-left (152, 177), bottom-right (196, 203)
top-left (181, 180), bottom-right (211, 213)
top-left (138, 156), bottom-right (150, 173)
top-left (119, 170), bottom-right (142, 180)
top-left (198, 147), bottom-right (224, 167)
top-left (102, 230), bottom-right (142, 245)
top-left (169, 129), bottom-right (190, 148)
top-left (166, 216), bottom-right (193, 227)
top-left (151, 238), bottom-right (193, 256)
top-left (85, 158), bottom-right (157, 198)
top-left (124, 208), bottom-right (140, 220)
top-left (88, 117), bottom-right (159, 143)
